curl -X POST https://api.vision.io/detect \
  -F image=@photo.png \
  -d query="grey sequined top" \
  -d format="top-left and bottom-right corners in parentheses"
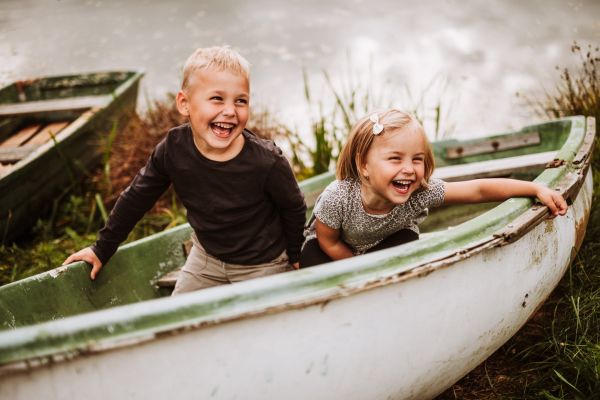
top-left (305, 178), bottom-right (445, 254)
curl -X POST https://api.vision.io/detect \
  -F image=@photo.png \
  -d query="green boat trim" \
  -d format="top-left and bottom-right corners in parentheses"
top-left (0, 116), bottom-right (593, 369)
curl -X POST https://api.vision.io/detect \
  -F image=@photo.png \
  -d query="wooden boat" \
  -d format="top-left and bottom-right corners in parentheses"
top-left (0, 71), bottom-right (144, 242)
top-left (0, 116), bottom-right (594, 399)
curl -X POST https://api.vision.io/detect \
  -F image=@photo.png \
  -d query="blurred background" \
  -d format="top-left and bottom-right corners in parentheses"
top-left (1, 0), bottom-right (599, 139)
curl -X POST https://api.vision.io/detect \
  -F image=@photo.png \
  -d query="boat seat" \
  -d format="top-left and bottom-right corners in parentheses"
top-left (445, 131), bottom-right (540, 159)
top-left (433, 150), bottom-right (557, 181)
top-left (156, 269), bottom-right (181, 288)
top-left (0, 95), bottom-right (112, 117)
top-left (0, 121), bottom-right (70, 163)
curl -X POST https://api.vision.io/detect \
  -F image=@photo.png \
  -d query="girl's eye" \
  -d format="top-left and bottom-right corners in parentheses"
top-left (210, 96), bottom-right (223, 101)
top-left (413, 158), bottom-right (424, 163)
top-left (236, 98), bottom-right (248, 105)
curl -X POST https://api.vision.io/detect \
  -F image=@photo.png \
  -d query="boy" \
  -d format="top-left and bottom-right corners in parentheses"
top-left (63, 46), bottom-right (307, 295)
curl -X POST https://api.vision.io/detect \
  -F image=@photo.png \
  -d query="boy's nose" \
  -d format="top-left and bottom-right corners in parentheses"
top-left (221, 103), bottom-right (235, 117)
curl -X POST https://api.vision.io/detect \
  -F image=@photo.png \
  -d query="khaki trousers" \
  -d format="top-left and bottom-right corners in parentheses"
top-left (172, 234), bottom-right (292, 295)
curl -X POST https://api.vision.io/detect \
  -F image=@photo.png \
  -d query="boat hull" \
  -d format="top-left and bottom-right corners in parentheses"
top-left (0, 116), bottom-right (594, 399)
top-left (0, 167), bottom-right (592, 400)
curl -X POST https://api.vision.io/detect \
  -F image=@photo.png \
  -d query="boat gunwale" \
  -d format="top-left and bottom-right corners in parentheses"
top-left (0, 70), bottom-right (145, 99)
top-left (0, 116), bottom-right (594, 370)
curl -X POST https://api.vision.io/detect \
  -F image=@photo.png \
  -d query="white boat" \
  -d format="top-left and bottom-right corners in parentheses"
top-left (0, 116), bottom-right (594, 399)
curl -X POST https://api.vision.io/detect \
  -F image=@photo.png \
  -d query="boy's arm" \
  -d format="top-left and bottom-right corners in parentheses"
top-left (265, 156), bottom-right (307, 267)
top-left (443, 179), bottom-right (567, 217)
top-left (63, 141), bottom-right (172, 279)
top-left (315, 219), bottom-right (354, 260)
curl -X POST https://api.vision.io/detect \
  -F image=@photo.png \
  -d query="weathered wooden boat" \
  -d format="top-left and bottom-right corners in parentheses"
top-left (0, 116), bottom-right (594, 399)
top-left (0, 71), bottom-right (144, 242)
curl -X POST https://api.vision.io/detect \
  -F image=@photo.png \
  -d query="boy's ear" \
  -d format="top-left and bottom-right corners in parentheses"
top-left (175, 90), bottom-right (190, 116)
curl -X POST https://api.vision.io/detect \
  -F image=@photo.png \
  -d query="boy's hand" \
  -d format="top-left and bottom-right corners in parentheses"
top-left (62, 247), bottom-right (103, 280)
top-left (292, 262), bottom-right (300, 270)
top-left (536, 186), bottom-right (568, 218)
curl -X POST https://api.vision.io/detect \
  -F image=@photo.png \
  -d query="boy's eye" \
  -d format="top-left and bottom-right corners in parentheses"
top-left (236, 98), bottom-right (248, 105)
top-left (210, 96), bottom-right (223, 101)
top-left (413, 158), bottom-right (424, 163)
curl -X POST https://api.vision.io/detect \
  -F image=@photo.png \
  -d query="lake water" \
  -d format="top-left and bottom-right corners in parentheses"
top-left (1, 0), bottom-right (599, 139)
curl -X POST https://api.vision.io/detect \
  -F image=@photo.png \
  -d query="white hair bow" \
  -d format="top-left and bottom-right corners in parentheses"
top-left (369, 113), bottom-right (384, 135)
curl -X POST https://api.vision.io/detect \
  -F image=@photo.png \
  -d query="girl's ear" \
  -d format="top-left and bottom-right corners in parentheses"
top-left (358, 158), bottom-right (369, 181)
top-left (175, 90), bottom-right (190, 116)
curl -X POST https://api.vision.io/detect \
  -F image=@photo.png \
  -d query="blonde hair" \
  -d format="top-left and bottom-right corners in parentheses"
top-left (336, 109), bottom-right (435, 187)
top-left (181, 46), bottom-right (250, 91)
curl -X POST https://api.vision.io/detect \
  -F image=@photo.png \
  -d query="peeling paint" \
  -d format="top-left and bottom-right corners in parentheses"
top-left (48, 266), bottom-right (69, 279)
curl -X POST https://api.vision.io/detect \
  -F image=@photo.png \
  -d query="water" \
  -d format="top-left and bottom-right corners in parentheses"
top-left (1, 0), bottom-right (599, 139)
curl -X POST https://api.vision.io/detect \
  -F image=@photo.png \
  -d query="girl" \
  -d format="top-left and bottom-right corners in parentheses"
top-left (300, 109), bottom-right (568, 267)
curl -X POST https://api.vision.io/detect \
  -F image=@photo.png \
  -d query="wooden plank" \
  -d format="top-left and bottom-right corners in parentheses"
top-left (445, 131), bottom-right (541, 159)
top-left (25, 121), bottom-right (70, 146)
top-left (0, 163), bottom-right (13, 176)
top-left (434, 150), bottom-right (557, 181)
top-left (156, 269), bottom-right (181, 288)
top-left (0, 124), bottom-right (41, 148)
top-left (0, 145), bottom-right (36, 163)
top-left (0, 95), bottom-right (111, 117)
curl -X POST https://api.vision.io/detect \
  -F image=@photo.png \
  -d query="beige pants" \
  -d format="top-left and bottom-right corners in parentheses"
top-left (172, 234), bottom-right (292, 295)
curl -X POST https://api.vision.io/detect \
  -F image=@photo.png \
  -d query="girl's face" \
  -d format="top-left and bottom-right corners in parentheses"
top-left (359, 127), bottom-right (427, 212)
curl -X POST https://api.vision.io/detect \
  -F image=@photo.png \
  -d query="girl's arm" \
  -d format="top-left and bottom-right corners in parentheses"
top-left (443, 179), bottom-right (568, 217)
top-left (315, 219), bottom-right (355, 260)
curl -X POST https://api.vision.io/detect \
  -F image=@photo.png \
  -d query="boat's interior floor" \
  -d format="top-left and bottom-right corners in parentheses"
top-left (0, 95), bottom-right (111, 175)
top-left (0, 120), bottom-right (71, 174)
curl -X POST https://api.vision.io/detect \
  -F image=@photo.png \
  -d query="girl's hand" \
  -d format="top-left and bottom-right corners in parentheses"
top-left (536, 186), bottom-right (568, 218)
top-left (62, 247), bottom-right (103, 280)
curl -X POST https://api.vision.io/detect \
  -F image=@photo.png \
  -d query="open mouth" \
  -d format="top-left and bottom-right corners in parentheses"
top-left (391, 179), bottom-right (413, 194)
top-left (211, 122), bottom-right (236, 138)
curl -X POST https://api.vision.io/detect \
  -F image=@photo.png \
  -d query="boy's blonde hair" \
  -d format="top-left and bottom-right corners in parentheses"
top-left (181, 46), bottom-right (250, 91)
top-left (336, 109), bottom-right (435, 187)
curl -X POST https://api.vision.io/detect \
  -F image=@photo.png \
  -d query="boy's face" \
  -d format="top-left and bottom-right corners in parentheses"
top-left (176, 67), bottom-right (250, 161)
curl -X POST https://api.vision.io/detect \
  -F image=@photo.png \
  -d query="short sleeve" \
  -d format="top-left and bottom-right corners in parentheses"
top-left (411, 177), bottom-right (445, 209)
top-left (313, 181), bottom-right (344, 229)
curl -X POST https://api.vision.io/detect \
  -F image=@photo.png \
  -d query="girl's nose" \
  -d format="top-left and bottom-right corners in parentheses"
top-left (401, 161), bottom-right (415, 174)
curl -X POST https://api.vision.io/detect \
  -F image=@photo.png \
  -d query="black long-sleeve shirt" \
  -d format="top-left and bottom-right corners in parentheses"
top-left (91, 124), bottom-right (307, 265)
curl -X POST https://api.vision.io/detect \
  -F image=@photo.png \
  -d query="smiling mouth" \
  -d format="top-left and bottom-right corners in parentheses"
top-left (392, 179), bottom-right (413, 193)
top-left (211, 122), bottom-right (236, 138)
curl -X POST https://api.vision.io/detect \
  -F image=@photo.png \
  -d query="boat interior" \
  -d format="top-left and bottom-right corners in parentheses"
top-left (0, 112), bottom-right (84, 176)
top-left (0, 118), bottom-right (578, 329)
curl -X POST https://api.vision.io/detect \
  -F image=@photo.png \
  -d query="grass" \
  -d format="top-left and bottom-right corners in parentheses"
top-left (438, 42), bottom-right (600, 399)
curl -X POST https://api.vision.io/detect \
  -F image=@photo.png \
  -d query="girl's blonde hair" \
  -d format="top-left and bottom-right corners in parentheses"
top-left (336, 109), bottom-right (435, 187)
top-left (181, 46), bottom-right (250, 91)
